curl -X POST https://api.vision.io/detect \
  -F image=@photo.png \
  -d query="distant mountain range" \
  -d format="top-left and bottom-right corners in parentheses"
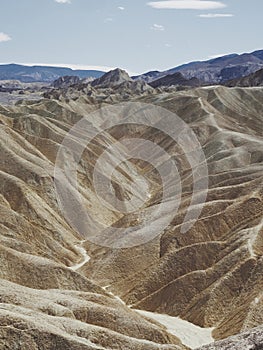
top-left (1, 49), bottom-right (263, 86)
top-left (0, 64), bottom-right (104, 83)
top-left (135, 50), bottom-right (263, 85)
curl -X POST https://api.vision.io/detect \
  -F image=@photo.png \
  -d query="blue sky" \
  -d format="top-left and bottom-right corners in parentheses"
top-left (0, 0), bottom-right (262, 74)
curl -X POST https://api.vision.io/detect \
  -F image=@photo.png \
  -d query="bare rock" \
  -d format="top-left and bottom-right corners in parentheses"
top-left (196, 325), bottom-right (263, 349)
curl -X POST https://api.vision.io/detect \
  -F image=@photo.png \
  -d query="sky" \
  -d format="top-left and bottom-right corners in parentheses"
top-left (0, 0), bottom-right (262, 74)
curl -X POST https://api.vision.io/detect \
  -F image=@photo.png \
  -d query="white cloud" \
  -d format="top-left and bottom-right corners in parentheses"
top-left (148, 1), bottom-right (226, 10)
top-left (151, 24), bottom-right (165, 31)
top-left (104, 17), bottom-right (114, 23)
top-left (118, 6), bottom-right (125, 10)
top-left (55, 0), bottom-right (71, 4)
top-left (199, 13), bottom-right (233, 17)
top-left (0, 32), bottom-right (11, 42)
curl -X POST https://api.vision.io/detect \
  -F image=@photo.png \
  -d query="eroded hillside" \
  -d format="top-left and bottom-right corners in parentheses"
top-left (0, 83), bottom-right (262, 349)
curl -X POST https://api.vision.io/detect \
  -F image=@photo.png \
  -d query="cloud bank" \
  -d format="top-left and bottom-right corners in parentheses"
top-left (199, 13), bottom-right (233, 17)
top-left (55, 0), bottom-right (71, 4)
top-left (148, 1), bottom-right (226, 10)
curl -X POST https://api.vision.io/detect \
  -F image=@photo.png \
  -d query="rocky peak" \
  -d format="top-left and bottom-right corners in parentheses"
top-left (52, 75), bottom-right (81, 89)
top-left (91, 68), bottom-right (132, 88)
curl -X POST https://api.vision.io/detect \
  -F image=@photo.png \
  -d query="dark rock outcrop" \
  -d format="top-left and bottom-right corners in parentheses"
top-left (52, 75), bottom-right (81, 89)
top-left (225, 68), bottom-right (263, 87)
top-left (149, 72), bottom-right (202, 88)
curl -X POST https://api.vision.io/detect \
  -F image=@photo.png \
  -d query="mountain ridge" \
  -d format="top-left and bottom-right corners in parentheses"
top-left (2, 49), bottom-right (263, 84)
top-left (0, 63), bottom-right (104, 83)
top-left (134, 49), bottom-right (263, 84)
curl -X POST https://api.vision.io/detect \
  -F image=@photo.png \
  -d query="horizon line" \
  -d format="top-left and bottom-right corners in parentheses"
top-left (0, 48), bottom-right (261, 76)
